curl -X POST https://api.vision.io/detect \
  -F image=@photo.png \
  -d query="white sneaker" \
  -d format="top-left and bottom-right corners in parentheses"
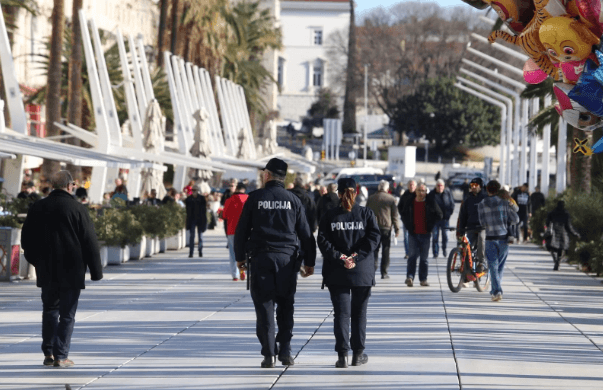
top-left (491, 293), bottom-right (502, 302)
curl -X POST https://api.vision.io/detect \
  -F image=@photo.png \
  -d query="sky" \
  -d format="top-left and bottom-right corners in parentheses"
top-left (355, 0), bottom-right (470, 16)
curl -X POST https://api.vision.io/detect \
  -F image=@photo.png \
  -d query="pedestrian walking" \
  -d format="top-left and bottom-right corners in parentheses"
top-left (317, 178), bottom-right (381, 368)
top-left (222, 183), bottom-right (249, 281)
top-left (477, 180), bottom-right (519, 302)
top-left (289, 176), bottom-right (318, 232)
top-left (457, 177), bottom-right (487, 266)
top-left (234, 158), bottom-right (317, 368)
top-left (512, 183), bottom-right (531, 242)
top-left (530, 186), bottom-right (546, 214)
top-left (401, 183), bottom-right (443, 287)
top-left (428, 179), bottom-right (455, 258)
top-left (316, 183), bottom-right (339, 224)
top-left (397, 180), bottom-right (417, 259)
top-left (460, 178), bottom-right (470, 201)
top-left (21, 170), bottom-right (103, 368)
top-left (185, 186), bottom-right (207, 258)
top-left (366, 180), bottom-right (400, 279)
top-left (544, 201), bottom-right (580, 271)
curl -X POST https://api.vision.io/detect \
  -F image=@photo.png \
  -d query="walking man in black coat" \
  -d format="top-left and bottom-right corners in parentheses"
top-left (21, 170), bottom-right (103, 368)
top-left (185, 185), bottom-right (207, 258)
top-left (289, 176), bottom-right (317, 232)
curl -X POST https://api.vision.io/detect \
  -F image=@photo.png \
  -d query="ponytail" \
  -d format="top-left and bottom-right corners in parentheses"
top-left (339, 188), bottom-right (357, 212)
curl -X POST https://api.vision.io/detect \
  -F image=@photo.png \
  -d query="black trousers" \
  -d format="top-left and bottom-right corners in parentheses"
top-left (328, 285), bottom-right (371, 353)
top-left (374, 229), bottom-right (391, 276)
top-left (551, 248), bottom-right (564, 268)
top-left (250, 252), bottom-right (299, 357)
top-left (41, 287), bottom-right (81, 360)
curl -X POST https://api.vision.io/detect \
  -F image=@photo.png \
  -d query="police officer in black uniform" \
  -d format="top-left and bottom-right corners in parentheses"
top-left (317, 178), bottom-right (381, 368)
top-left (234, 158), bottom-right (317, 368)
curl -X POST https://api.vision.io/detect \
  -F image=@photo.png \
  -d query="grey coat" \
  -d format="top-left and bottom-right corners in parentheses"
top-left (545, 210), bottom-right (579, 250)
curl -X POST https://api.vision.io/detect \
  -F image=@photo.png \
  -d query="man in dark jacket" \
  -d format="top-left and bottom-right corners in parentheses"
top-left (289, 176), bottom-right (317, 232)
top-left (530, 186), bottom-right (546, 214)
top-left (512, 183), bottom-right (531, 243)
top-left (457, 177), bottom-right (487, 264)
top-left (316, 183), bottom-right (339, 224)
top-left (397, 180), bottom-right (417, 259)
top-left (401, 183), bottom-right (443, 287)
top-left (428, 179), bottom-right (455, 258)
top-left (185, 186), bottom-right (207, 258)
top-left (21, 170), bottom-right (103, 368)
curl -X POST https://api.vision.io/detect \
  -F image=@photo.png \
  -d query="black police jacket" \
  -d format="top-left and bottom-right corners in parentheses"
top-left (318, 205), bottom-right (381, 287)
top-left (234, 180), bottom-right (317, 267)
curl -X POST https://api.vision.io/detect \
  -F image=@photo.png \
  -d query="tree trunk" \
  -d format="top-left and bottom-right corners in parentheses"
top-left (582, 132), bottom-right (592, 193)
top-left (42, 0), bottom-right (66, 180)
top-left (170, 0), bottom-right (179, 54)
top-left (157, 0), bottom-right (169, 66)
top-left (66, 0), bottom-right (83, 181)
top-left (342, 0), bottom-right (357, 134)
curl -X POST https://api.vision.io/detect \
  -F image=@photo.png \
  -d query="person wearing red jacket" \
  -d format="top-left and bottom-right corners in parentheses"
top-left (222, 182), bottom-right (249, 280)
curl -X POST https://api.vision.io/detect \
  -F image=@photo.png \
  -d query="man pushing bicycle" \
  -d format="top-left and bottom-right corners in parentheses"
top-left (456, 177), bottom-right (486, 270)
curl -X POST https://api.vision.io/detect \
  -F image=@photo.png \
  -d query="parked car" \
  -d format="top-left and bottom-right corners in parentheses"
top-left (338, 173), bottom-right (397, 196)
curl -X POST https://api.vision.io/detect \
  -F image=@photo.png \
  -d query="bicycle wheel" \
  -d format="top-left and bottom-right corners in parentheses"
top-left (474, 262), bottom-right (490, 292)
top-left (446, 248), bottom-right (464, 293)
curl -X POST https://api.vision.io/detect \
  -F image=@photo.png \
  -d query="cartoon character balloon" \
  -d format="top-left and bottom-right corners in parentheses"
top-left (466, 0), bottom-right (603, 153)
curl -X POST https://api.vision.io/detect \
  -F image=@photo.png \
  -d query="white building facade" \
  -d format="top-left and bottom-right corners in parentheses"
top-left (277, 0), bottom-right (350, 121)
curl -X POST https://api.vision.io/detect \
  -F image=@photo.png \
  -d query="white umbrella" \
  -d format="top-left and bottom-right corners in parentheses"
top-left (190, 108), bottom-right (213, 181)
top-left (236, 127), bottom-right (252, 159)
top-left (141, 99), bottom-right (166, 199)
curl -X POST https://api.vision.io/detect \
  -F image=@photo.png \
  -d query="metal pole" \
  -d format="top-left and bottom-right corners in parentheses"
top-left (556, 118), bottom-right (567, 194)
top-left (520, 98), bottom-right (530, 185)
top-left (542, 94), bottom-right (552, 196)
top-left (364, 64), bottom-right (368, 165)
top-left (529, 98), bottom-right (539, 193)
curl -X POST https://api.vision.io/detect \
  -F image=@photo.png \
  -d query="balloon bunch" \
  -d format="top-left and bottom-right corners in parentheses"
top-left (463, 0), bottom-right (603, 155)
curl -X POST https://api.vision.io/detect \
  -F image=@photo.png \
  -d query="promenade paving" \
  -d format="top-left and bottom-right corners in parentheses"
top-left (1, 229), bottom-right (602, 390)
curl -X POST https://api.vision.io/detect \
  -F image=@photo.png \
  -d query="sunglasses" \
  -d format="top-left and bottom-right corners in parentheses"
top-left (470, 183), bottom-right (480, 187)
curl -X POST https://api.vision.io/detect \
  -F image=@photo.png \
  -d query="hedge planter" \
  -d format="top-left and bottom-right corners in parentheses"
top-left (159, 238), bottom-right (167, 253)
top-left (100, 246), bottom-right (108, 268)
top-left (154, 238), bottom-right (161, 254)
top-left (166, 234), bottom-right (180, 250)
top-left (129, 236), bottom-right (147, 260)
top-left (145, 237), bottom-right (156, 257)
top-left (107, 246), bottom-right (130, 265)
top-left (0, 227), bottom-right (21, 282)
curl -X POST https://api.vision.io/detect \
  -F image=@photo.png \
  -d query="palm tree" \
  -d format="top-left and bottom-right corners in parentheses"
top-left (342, 0), bottom-right (357, 134)
top-left (42, 0), bottom-right (65, 180)
top-left (157, 0), bottom-right (169, 66)
top-left (220, 1), bottom-right (281, 128)
top-left (67, 0), bottom-right (83, 180)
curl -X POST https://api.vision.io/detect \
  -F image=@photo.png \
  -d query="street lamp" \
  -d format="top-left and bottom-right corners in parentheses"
top-left (457, 76), bottom-right (513, 186)
top-left (455, 83), bottom-right (508, 184)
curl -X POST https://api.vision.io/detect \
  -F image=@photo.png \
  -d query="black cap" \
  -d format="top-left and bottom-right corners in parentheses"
top-left (470, 177), bottom-right (483, 187)
top-left (337, 178), bottom-right (356, 191)
top-left (262, 158), bottom-right (288, 176)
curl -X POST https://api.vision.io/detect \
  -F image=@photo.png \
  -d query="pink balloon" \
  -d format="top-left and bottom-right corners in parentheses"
top-left (523, 59), bottom-right (549, 84)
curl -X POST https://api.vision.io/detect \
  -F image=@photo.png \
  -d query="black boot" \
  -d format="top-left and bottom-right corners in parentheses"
top-left (351, 352), bottom-right (368, 366)
top-left (335, 352), bottom-right (348, 368)
top-left (553, 261), bottom-right (559, 271)
top-left (261, 356), bottom-right (276, 368)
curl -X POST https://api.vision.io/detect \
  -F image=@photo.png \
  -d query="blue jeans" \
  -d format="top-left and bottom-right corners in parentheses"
top-left (407, 233), bottom-right (431, 281)
top-left (431, 219), bottom-right (449, 257)
top-left (41, 287), bottom-right (81, 360)
top-left (189, 220), bottom-right (204, 256)
top-left (485, 240), bottom-right (509, 296)
top-left (227, 235), bottom-right (239, 279)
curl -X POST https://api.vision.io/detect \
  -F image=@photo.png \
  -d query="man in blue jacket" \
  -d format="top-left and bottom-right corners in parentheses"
top-left (428, 179), bottom-right (455, 258)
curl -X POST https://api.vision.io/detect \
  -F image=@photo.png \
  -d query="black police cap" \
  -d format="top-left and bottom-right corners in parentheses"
top-left (261, 158), bottom-right (288, 176)
top-left (337, 178), bottom-right (356, 192)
